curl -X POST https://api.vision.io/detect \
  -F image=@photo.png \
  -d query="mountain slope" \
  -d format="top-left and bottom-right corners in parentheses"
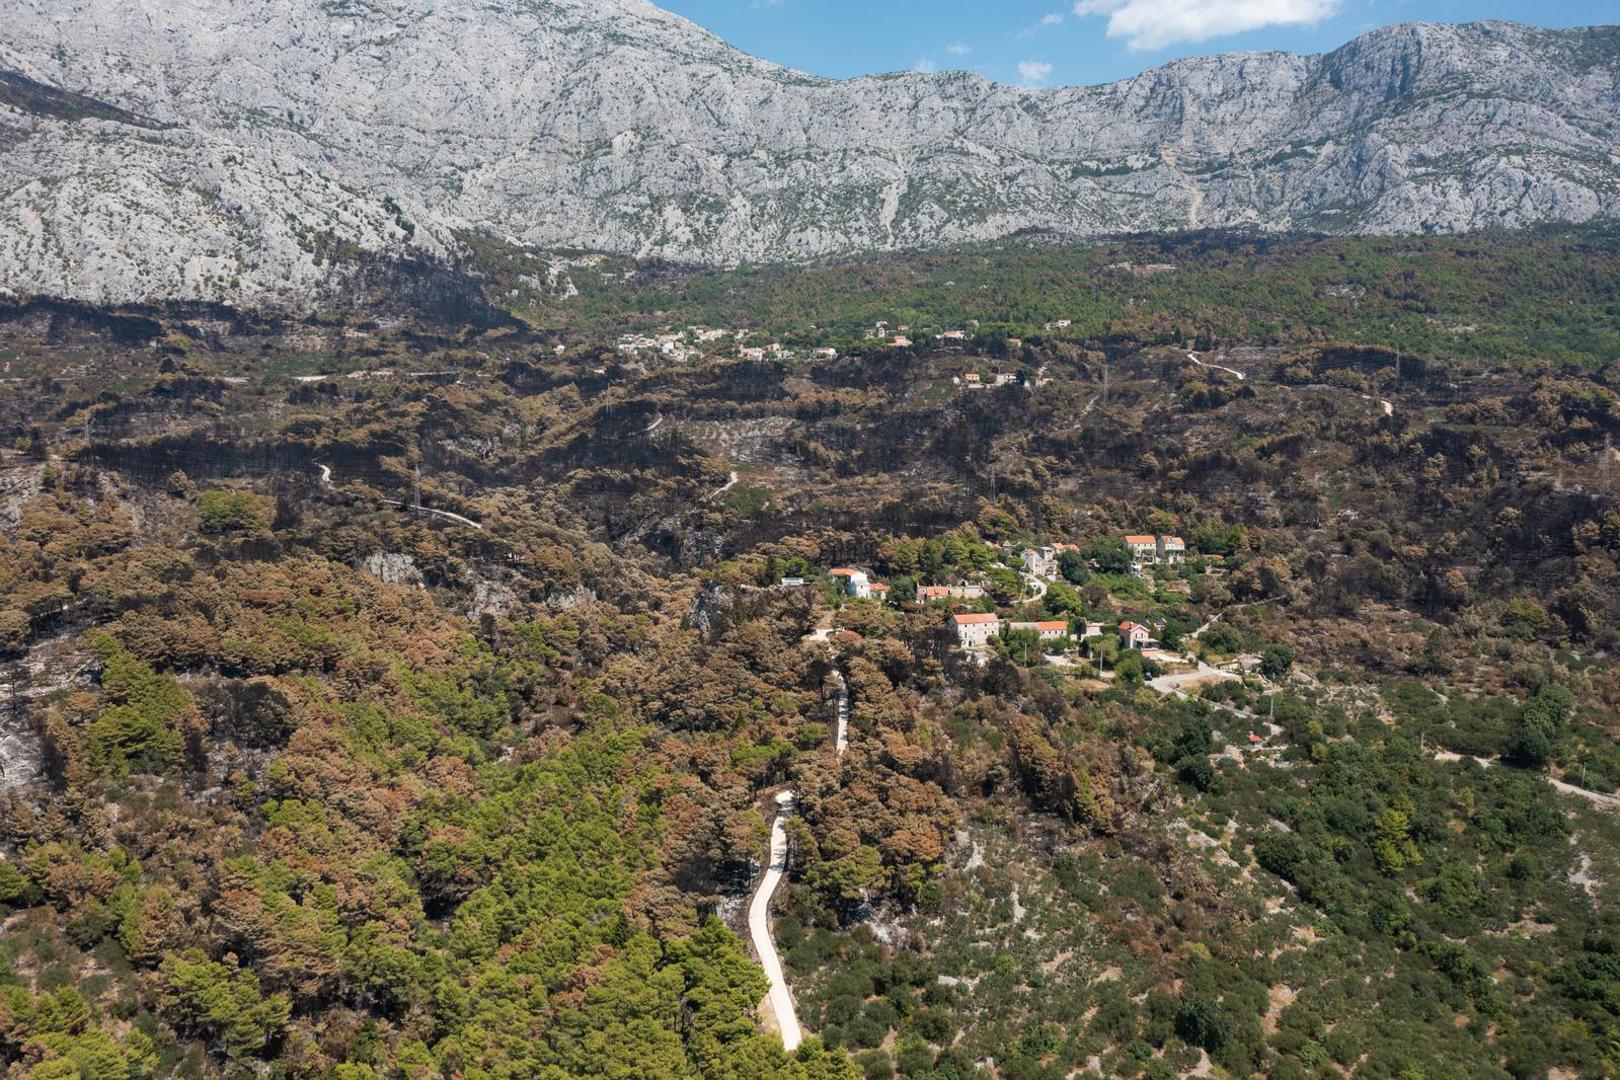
top-left (1, 0), bottom-right (1617, 307)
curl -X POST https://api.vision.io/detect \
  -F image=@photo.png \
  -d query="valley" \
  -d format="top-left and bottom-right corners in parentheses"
top-left (0, 232), bottom-right (1617, 1078)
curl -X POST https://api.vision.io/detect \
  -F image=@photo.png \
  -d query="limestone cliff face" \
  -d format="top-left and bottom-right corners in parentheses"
top-left (0, 0), bottom-right (1616, 307)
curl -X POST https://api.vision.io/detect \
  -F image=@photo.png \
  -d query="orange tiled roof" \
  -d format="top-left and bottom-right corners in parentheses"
top-left (953, 613), bottom-right (999, 625)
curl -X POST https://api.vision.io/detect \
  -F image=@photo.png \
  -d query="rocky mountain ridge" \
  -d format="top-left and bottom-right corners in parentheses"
top-left (0, 0), bottom-right (1617, 308)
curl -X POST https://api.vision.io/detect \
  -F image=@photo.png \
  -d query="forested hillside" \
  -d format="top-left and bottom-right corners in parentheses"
top-left (0, 233), bottom-right (1617, 1078)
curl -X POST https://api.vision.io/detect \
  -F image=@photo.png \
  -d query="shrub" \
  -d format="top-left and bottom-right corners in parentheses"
top-left (197, 490), bottom-right (269, 533)
top-left (1259, 644), bottom-right (1295, 681)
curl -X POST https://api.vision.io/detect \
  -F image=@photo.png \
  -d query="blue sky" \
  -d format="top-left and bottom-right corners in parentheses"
top-left (657, 0), bottom-right (1611, 86)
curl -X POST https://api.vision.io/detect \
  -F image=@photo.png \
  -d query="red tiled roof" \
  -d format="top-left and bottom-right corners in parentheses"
top-left (952, 613), bottom-right (999, 625)
top-left (869, 583), bottom-right (891, 592)
top-left (1124, 535), bottom-right (1156, 544)
top-left (1033, 621), bottom-right (1069, 632)
top-left (828, 568), bottom-right (858, 576)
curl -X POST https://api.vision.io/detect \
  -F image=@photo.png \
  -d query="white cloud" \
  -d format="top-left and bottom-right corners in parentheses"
top-left (1018, 11), bottom-right (1068, 38)
top-left (946, 42), bottom-right (972, 55)
top-left (914, 57), bottom-right (938, 73)
top-left (1017, 60), bottom-right (1055, 85)
top-left (1073, 0), bottom-right (1339, 50)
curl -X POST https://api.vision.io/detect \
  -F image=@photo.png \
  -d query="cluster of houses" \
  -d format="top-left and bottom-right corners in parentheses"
top-left (1125, 534), bottom-right (1186, 567)
top-left (958, 371), bottom-right (1023, 389)
top-left (616, 331), bottom-right (701, 363)
top-left (614, 326), bottom-right (843, 366)
top-left (784, 529), bottom-right (1186, 661)
top-left (949, 613), bottom-right (1158, 654)
top-left (863, 320), bottom-right (985, 348)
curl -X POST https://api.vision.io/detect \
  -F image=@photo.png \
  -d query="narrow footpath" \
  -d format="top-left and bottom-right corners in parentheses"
top-left (706, 469), bottom-right (740, 502)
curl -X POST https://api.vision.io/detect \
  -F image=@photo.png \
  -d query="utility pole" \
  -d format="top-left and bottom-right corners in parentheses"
top-left (1604, 433), bottom-right (1613, 496)
top-left (1394, 348), bottom-right (1402, 383)
top-left (1102, 363), bottom-right (1110, 407)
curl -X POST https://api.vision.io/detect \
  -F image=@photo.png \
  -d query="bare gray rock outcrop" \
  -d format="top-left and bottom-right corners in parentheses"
top-left (0, 1), bottom-right (1616, 307)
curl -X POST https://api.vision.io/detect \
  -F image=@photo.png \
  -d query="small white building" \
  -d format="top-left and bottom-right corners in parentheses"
top-left (829, 568), bottom-right (872, 599)
top-left (952, 613), bottom-right (1000, 649)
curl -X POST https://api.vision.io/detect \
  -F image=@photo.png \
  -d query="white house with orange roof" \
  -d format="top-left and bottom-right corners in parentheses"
top-left (828, 568), bottom-right (873, 600)
top-left (1125, 534), bottom-right (1187, 566)
top-left (952, 612), bottom-right (1001, 649)
top-left (1118, 621), bottom-right (1156, 650)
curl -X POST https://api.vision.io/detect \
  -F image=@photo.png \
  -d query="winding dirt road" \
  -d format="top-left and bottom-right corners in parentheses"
top-left (315, 461), bottom-right (483, 530)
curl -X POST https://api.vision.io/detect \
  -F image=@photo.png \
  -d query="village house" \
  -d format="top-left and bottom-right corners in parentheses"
top-left (1125, 534), bottom-right (1187, 566)
top-left (869, 582), bottom-right (892, 603)
top-left (952, 613), bottom-right (1000, 649)
top-left (828, 568), bottom-right (873, 599)
top-left (892, 335), bottom-right (913, 348)
top-left (937, 329), bottom-right (967, 341)
top-left (962, 372), bottom-right (983, 388)
top-left (1118, 621), bottom-right (1156, 650)
top-left (1081, 620), bottom-right (1109, 640)
top-left (1021, 545), bottom-right (1057, 580)
top-left (918, 584), bottom-right (987, 602)
top-left (991, 372), bottom-right (1018, 387)
top-left (1009, 620), bottom-right (1070, 642)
